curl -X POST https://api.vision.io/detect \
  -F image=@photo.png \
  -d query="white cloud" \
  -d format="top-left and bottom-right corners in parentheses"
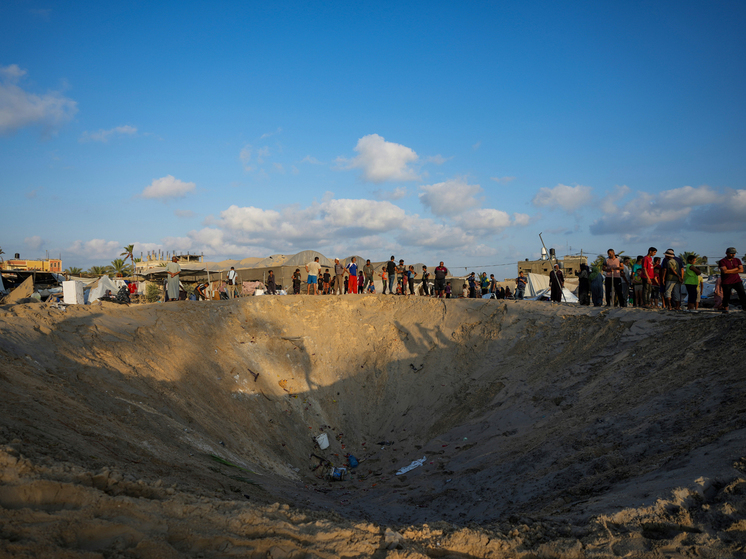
top-left (339, 134), bottom-right (419, 183)
top-left (219, 206), bottom-right (282, 233)
top-left (374, 186), bottom-right (408, 201)
top-left (456, 208), bottom-right (512, 232)
top-left (0, 64), bottom-right (77, 135)
top-left (399, 219), bottom-right (474, 249)
top-left (79, 125), bottom-right (137, 143)
top-left (273, 162), bottom-right (285, 174)
top-left (472, 141), bottom-right (481, 151)
top-left (174, 209), bottom-right (195, 218)
top-left (590, 185), bottom-right (746, 235)
top-left (532, 184), bottom-right (593, 211)
top-left (24, 236), bottom-right (44, 250)
top-left (419, 178), bottom-right (481, 217)
top-left (490, 176), bottom-right (516, 183)
top-left (512, 213), bottom-right (531, 226)
top-left (657, 185), bottom-right (724, 208)
top-left (141, 175), bottom-right (196, 200)
top-left (599, 184), bottom-right (630, 214)
top-left (320, 199), bottom-right (406, 231)
top-left (67, 239), bottom-right (122, 259)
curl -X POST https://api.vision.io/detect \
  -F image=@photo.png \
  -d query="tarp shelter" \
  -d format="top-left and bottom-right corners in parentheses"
top-left (87, 275), bottom-right (119, 303)
top-left (530, 286), bottom-right (579, 303)
top-left (525, 273), bottom-right (550, 298)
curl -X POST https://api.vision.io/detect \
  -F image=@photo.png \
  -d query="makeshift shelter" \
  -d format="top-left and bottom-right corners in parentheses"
top-left (530, 286), bottom-right (579, 303)
top-left (87, 275), bottom-right (119, 303)
top-left (525, 273), bottom-right (550, 298)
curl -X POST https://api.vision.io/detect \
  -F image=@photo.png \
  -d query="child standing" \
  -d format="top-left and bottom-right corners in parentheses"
top-left (445, 282), bottom-right (452, 298)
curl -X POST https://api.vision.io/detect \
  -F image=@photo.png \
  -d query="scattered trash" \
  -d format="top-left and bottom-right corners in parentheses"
top-left (315, 433), bottom-right (330, 450)
top-left (347, 454), bottom-right (359, 468)
top-left (278, 379), bottom-right (289, 392)
top-left (377, 441), bottom-right (394, 446)
top-left (396, 456), bottom-right (427, 476)
top-left (248, 369), bottom-right (259, 382)
top-left (409, 364), bottom-right (423, 371)
top-left (327, 467), bottom-right (347, 481)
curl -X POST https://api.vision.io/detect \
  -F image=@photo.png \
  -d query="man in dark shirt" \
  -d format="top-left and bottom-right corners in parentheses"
top-left (434, 262), bottom-right (448, 298)
top-left (719, 247), bottom-right (746, 312)
top-left (515, 271), bottom-right (527, 300)
top-left (386, 256), bottom-right (397, 295)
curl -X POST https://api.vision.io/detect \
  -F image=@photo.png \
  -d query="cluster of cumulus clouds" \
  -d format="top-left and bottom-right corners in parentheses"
top-left (6, 65), bottom-right (742, 262)
top-left (117, 134), bottom-right (533, 261)
top-left (62, 133), bottom-right (746, 263)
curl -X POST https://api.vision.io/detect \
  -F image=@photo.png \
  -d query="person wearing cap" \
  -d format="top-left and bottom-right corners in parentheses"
top-left (386, 256), bottom-right (397, 294)
top-left (333, 258), bottom-right (345, 295)
top-left (719, 247), bottom-right (746, 313)
top-left (663, 249), bottom-right (683, 310)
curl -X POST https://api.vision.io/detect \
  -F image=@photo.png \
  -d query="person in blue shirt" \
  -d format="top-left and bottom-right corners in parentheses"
top-left (345, 257), bottom-right (358, 294)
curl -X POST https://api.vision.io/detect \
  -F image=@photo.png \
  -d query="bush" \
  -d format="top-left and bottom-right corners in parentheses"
top-left (145, 282), bottom-right (161, 303)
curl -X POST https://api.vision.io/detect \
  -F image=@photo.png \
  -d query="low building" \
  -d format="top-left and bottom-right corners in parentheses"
top-left (517, 253), bottom-right (588, 278)
top-left (1, 256), bottom-right (62, 273)
top-left (135, 251), bottom-right (204, 273)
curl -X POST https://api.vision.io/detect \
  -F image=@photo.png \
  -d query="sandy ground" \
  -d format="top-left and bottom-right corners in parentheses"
top-left (0, 295), bottom-right (744, 558)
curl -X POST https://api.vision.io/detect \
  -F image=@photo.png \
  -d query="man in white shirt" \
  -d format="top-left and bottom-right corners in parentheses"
top-left (227, 267), bottom-right (238, 299)
top-left (306, 257), bottom-right (321, 295)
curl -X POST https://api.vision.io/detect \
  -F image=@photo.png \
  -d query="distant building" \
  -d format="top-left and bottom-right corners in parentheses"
top-left (135, 251), bottom-right (203, 273)
top-left (1, 255), bottom-right (62, 273)
top-left (517, 251), bottom-right (587, 278)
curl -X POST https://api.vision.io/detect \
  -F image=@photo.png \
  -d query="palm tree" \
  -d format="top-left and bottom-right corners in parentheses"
top-left (678, 251), bottom-right (702, 264)
top-left (110, 258), bottom-right (132, 276)
top-left (88, 265), bottom-right (108, 277)
top-left (121, 244), bottom-right (135, 273)
top-left (64, 266), bottom-right (83, 276)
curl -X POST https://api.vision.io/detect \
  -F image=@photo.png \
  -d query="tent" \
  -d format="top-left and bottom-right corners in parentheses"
top-left (530, 286), bottom-right (579, 303)
top-left (525, 273), bottom-right (549, 298)
top-left (87, 275), bottom-right (119, 303)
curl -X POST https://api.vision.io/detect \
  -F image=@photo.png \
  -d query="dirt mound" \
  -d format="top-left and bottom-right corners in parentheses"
top-left (1, 297), bottom-right (744, 557)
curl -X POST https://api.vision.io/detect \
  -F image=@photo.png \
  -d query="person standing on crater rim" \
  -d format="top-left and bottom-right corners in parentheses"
top-left (333, 258), bottom-right (345, 295)
top-left (306, 256), bottom-right (321, 295)
top-left (386, 256), bottom-right (397, 295)
top-left (434, 261), bottom-right (448, 298)
top-left (550, 263), bottom-right (564, 302)
top-left (166, 256), bottom-right (181, 302)
top-left (346, 257), bottom-right (358, 294)
top-left (719, 247), bottom-right (746, 313)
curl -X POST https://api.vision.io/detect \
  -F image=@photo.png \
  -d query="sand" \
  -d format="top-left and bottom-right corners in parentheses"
top-left (0, 295), bottom-right (744, 558)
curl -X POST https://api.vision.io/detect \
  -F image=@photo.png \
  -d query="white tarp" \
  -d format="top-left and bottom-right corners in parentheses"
top-left (531, 286), bottom-right (579, 303)
top-left (526, 273), bottom-right (549, 298)
top-left (87, 275), bottom-right (119, 303)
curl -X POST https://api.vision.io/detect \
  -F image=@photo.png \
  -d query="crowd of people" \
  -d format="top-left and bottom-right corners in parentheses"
top-left (176, 246), bottom-right (745, 312)
top-left (572, 246), bottom-right (746, 312)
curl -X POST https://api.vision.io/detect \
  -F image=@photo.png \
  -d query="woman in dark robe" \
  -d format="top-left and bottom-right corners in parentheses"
top-left (590, 265), bottom-right (604, 306)
top-left (578, 263), bottom-right (591, 305)
top-left (549, 264), bottom-right (564, 302)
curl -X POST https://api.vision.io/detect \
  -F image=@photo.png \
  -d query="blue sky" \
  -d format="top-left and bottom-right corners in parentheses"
top-left (2, 1), bottom-right (745, 273)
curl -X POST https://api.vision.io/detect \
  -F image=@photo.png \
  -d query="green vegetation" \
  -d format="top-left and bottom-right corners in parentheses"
top-left (145, 282), bottom-right (161, 303)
